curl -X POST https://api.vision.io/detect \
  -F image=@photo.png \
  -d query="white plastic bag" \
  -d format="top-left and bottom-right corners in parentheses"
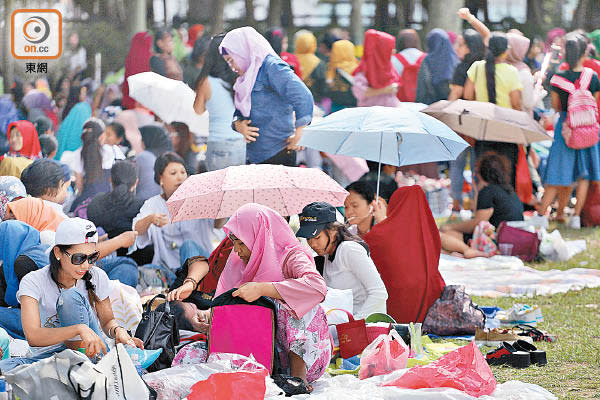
top-left (539, 229), bottom-right (569, 261)
top-left (95, 343), bottom-right (151, 400)
top-left (109, 280), bottom-right (143, 333)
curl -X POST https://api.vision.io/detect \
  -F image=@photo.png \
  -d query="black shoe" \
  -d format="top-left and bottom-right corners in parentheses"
top-left (513, 339), bottom-right (547, 366)
top-left (486, 341), bottom-right (531, 368)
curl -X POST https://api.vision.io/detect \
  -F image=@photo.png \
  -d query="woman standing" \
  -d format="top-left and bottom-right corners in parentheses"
top-left (392, 29), bottom-right (426, 102)
top-left (464, 32), bottom-right (523, 187)
top-left (295, 32), bottom-right (327, 103)
top-left (220, 27), bottom-right (314, 166)
top-left (150, 30), bottom-right (183, 81)
top-left (325, 40), bottom-right (358, 112)
top-left (351, 29), bottom-right (400, 107)
top-left (416, 29), bottom-right (459, 105)
top-left (122, 32), bottom-right (153, 110)
top-left (538, 33), bottom-right (600, 229)
top-left (193, 34), bottom-right (246, 171)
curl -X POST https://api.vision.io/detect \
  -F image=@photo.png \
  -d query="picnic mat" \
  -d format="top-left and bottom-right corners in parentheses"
top-left (438, 254), bottom-right (600, 297)
top-left (279, 374), bottom-right (556, 399)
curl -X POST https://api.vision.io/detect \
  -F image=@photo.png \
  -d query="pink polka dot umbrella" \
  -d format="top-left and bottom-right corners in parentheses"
top-left (166, 164), bottom-right (348, 222)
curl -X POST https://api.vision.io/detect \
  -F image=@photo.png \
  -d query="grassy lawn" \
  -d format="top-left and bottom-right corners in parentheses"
top-left (471, 225), bottom-right (600, 399)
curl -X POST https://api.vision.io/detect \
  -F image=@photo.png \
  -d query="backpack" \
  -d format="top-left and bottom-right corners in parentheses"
top-left (550, 67), bottom-right (600, 149)
top-left (394, 52), bottom-right (426, 102)
top-left (422, 285), bottom-right (485, 336)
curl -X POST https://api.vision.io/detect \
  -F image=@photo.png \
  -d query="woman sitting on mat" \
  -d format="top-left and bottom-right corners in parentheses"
top-left (440, 152), bottom-right (524, 257)
top-left (210, 203), bottom-right (330, 390)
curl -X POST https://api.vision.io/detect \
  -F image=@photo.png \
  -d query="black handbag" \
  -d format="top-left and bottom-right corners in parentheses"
top-left (134, 294), bottom-right (180, 372)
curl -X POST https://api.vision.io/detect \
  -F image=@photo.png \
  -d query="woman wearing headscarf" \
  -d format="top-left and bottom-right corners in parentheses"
top-left (114, 110), bottom-right (144, 155)
top-left (0, 176), bottom-right (26, 221)
top-left (0, 221), bottom-right (49, 340)
top-left (220, 27), bottom-right (314, 166)
top-left (215, 203), bottom-right (329, 390)
top-left (265, 28), bottom-right (302, 79)
top-left (352, 29), bottom-right (401, 107)
top-left (55, 97), bottom-right (92, 160)
top-left (136, 125), bottom-right (173, 202)
top-left (364, 186), bottom-right (446, 324)
top-left (506, 32), bottom-right (543, 116)
top-left (6, 120), bottom-right (41, 160)
top-left (187, 24), bottom-right (204, 49)
top-left (122, 32), bottom-right (153, 110)
top-left (416, 29), bottom-right (459, 105)
top-left (295, 32), bottom-right (327, 102)
top-left (5, 197), bottom-right (65, 232)
top-left (325, 40), bottom-right (358, 112)
top-left (392, 29), bottom-right (426, 102)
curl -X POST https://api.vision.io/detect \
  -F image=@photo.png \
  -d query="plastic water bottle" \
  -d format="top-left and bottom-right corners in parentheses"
top-left (0, 377), bottom-right (9, 400)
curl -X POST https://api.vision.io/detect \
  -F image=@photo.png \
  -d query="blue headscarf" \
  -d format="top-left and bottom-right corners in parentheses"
top-left (54, 102), bottom-right (92, 160)
top-left (0, 96), bottom-right (18, 136)
top-left (0, 220), bottom-right (49, 306)
top-left (424, 29), bottom-right (459, 86)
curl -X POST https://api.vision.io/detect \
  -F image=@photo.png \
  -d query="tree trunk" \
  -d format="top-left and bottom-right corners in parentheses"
top-left (267, 0), bottom-right (282, 28)
top-left (211, 0), bottom-right (226, 34)
top-left (244, 0), bottom-right (256, 25)
top-left (163, 0), bottom-right (168, 26)
top-left (281, 0), bottom-right (294, 40)
top-left (394, 0), bottom-right (413, 27)
top-left (350, 0), bottom-right (364, 45)
top-left (374, 0), bottom-right (389, 31)
top-left (3, 0), bottom-right (14, 94)
top-left (188, 0), bottom-right (213, 23)
top-left (571, 0), bottom-right (590, 30)
top-left (127, 0), bottom-right (147, 41)
top-left (525, 0), bottom-right (544, 38)
top-left (425, 0), bottom-right (464, 34)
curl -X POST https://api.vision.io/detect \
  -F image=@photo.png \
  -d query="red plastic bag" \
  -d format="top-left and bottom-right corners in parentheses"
top-left (515, 145), bottom-right (533, 204)
top-left (582, 182), bottom-right (600, 227)
top-left (384, 341), bottom-right (496, 397)
top-left (359, 330), bottom-right (409, 380)
top-left (187, 369), bottom-right (268, 400)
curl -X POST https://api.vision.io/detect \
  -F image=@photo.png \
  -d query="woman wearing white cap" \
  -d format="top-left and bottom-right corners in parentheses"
top-left (0, 217), bottom-right (143, 373)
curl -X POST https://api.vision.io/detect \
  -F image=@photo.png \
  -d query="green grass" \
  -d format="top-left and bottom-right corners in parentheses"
top-left (471, 225), bottom-right (600, 399)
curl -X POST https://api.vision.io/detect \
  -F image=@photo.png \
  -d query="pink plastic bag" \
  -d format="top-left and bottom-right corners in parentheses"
top-left (358, 329), bottom-right (409, 380)
top-left (384, 341), bottom-right (496, 397)
top-left (187, 369), bottom-right (268, 400)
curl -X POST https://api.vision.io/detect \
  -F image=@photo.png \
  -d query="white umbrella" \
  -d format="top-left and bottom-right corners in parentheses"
top-left (127, 72), bottom-right (209, 136)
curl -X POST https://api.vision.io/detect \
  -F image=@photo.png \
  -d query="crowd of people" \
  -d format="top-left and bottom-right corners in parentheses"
top-left (1, 8), bottom-right (600, 389)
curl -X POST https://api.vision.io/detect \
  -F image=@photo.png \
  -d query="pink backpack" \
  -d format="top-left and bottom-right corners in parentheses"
top-left (550, 67), bottom-right (600, 149)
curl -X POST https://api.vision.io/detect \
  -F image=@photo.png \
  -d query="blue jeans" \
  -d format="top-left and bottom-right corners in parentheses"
top-left (99, 255), bottom-right (139, 288)
top-left (205, 139), bottom-right (246, 171)
top-left (0, 307), bottom-right (24, 339)
top-left (449, 147), bottom-right (475, 205)
top-left (0, 288), bottom-right (107, 373)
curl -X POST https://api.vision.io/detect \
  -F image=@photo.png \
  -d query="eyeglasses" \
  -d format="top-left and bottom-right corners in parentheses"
top-left (63, 250), bottom-right (100, 265)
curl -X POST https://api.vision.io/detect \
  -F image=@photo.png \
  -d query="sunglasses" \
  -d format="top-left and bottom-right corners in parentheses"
top-left (63, 250), bottom-right (100, 266)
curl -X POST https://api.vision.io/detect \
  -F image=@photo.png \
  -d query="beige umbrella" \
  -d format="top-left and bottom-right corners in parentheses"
top-left (423, 99), bottom-right (552, 145)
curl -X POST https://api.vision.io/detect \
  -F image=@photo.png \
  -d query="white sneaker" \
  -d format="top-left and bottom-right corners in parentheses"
top-left (568, 215), bottom-right (581, 229)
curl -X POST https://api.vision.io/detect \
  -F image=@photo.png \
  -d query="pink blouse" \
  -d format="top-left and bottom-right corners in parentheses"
top-left (351, 72), bottom-right (401, 107)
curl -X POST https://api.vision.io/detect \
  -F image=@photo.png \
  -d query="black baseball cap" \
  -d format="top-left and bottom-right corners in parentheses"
top-left (296, 202), bottom-right (337, 239)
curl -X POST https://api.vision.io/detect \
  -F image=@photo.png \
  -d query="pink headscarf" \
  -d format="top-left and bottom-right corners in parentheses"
top-left (219, 27), bottom-right (277, 118)
top-left (506, 33), bottom-right (530, 71)
top-left (215, 203), bottom-right (312, 297)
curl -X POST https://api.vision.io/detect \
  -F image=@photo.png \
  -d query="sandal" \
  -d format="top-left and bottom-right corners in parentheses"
top-left (513, 339), bottom-right (547, 366)
top-left (514, 324), bottom-right (557, 343)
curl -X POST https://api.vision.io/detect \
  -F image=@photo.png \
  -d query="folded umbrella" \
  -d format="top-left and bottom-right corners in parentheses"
top-left (166, 164), bottom-right (348, 222)
top-left (422, 99), bottom-right (552, 145)
top-left (127, 72), bottom-right (208, 136)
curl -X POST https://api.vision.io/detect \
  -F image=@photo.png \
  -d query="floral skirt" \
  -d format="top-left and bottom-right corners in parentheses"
top-left (275, 301), bottom-right (331, 383)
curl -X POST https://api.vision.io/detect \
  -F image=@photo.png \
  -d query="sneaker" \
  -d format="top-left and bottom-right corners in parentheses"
top-left (486, 341), bottom-right (531, 368)
top-left (475, 328), bottom-right (533, 347)
top-left (568, 215), bottom-right (581, 229)
top-left (497, 304), bottom-right (544, 326)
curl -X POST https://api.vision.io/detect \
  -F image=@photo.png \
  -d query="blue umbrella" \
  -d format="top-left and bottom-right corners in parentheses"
top-left (299, 106), bottom-right (470, 197)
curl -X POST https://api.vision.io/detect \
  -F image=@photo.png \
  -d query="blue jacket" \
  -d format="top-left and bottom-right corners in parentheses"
top-left (234, 55), bottom-right (314, 163)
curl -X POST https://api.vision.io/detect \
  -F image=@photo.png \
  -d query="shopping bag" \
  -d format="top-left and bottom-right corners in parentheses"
top-left (187, 369), bottom-right (269, 400)
top-left (516, 145), bottom-right (533, 204)
top-left (327, 308), bottom-right (369, 359)
top-left (497, 221), bottom-right (540, 262)
top-left (383, 341), bottom-right (496, 397)
top-left (358, 329), bottom-right (409, 380)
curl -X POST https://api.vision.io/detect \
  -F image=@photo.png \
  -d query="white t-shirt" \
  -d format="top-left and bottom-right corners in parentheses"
top-left (60, 144), bottom-right (125, 176)
top-left (43, 199), bottom-right (68, 218)
top-left (323, 241), bottom-right (388, 319)
top-left (17, 265), bottom-right (112, 356)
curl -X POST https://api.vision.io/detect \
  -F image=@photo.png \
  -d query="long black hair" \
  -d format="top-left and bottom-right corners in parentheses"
top-left (50, 245), bottom-right (99, 308)
top-left (20, 159), bottom-right (64, 198)
top-left (323, 221), bottom-right (370, 254)
top-left (107, 121), bottom-right (131, 151)
top-left (476, 152), bottom-right (513, 193)
top-left (194, 33), bottom-right (237, 94)
top-left (564, 32), bottom-right (587, 71)
top-left (463, 29), bottom-right (485, 64)
top-left (62, 85), bottom-right (82, 120)
top-left (485, 33), bottom-right (509, 105)
top-left (109, 160), bottom-right (137, 208)
top-left (81, 119), bottom-right (104, 184)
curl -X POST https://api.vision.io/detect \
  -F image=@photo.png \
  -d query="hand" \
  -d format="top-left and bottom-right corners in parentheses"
top-left (190, 309), bottom-right (211, 333)
top-left (372, 197), bottom-right (388, 224)
top-left (114, 327), bottom-right (144, 349)
top-left (232, 282), bottom-right (265, 302)
top-left (167, 280), bottom-right (195, 301)
top-left (286, 126), bottom-right (304, 151)
top-left (457, 7), bottom-right (472, 20)
top-left (152, 213), bottom-right (169, 227)
top-left (234, 120), bottom-right (260, 143)
top-left (117, 231), bottom-right (138, 248)
top-left (386, 83), bottom-right (399, 95)
top-left (78, 325), bottom-right (107, 357)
